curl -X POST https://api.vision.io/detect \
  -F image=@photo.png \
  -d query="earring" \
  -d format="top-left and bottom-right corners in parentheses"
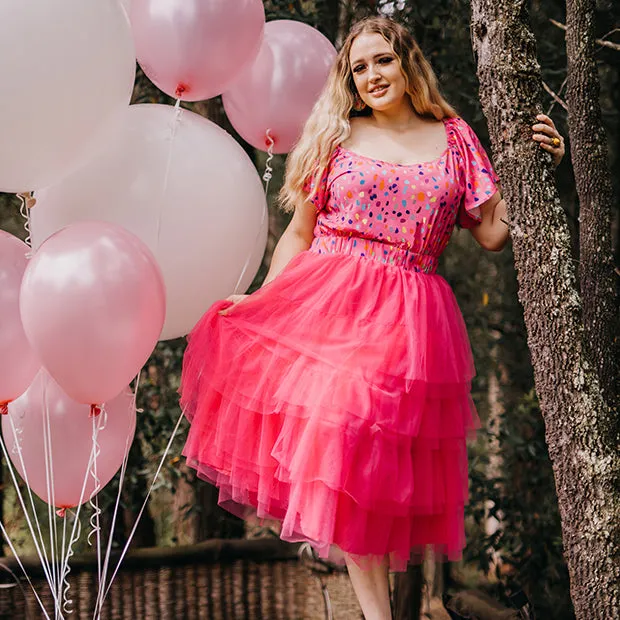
top-left (353, 94), bottom-right (366, 112)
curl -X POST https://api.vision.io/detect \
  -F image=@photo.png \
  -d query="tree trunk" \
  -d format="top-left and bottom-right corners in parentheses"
top-left (469, 1), bottom-right (620, 617)
top-left (316, 0), bottom-right (342, 44)
top-left (565, 0), bottom-right (619, 405)
top-left (393, 564), bottom-right (423, 620)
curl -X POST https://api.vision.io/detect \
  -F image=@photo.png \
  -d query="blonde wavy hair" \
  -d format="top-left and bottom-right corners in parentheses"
top-left (279, 16), bottom-right (457, 212)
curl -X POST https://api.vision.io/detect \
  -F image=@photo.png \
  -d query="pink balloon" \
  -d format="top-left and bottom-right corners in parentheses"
top-left (2, 370), bottom-right (136, 509)
top-left (222, 20), bottom-right (336, 154)
top-left (20, 221), bottom-right (165, 405)
top-left (0, 232), bottom-right (40, 411)
top-left (129, 0), bottom-right (265, 101)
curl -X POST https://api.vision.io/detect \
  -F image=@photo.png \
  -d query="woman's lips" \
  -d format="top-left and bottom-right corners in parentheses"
top-left (369, 85), bottom-right (389, 97)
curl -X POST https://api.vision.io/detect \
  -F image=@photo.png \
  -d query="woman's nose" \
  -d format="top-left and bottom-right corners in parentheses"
top-left (368, 64), bottom-right (381, 80)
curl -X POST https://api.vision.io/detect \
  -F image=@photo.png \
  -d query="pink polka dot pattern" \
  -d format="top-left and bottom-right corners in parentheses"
top-left (305, 117), bottom-right (499, 272)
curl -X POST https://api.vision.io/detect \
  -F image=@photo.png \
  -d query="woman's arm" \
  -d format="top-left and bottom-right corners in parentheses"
top-left (262, 198), bottom-right (318, 285)
top-left (469, 114), bottom-right (564, 253)
top-left (469, 192), bottom-right (509, 252)
top-left (220, 199), bottom-right (317, 314)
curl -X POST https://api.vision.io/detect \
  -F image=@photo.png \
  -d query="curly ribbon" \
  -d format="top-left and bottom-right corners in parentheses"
top-left (262, 129), bottom-right (275, 194)
top-left (230, 129), bottom-right (273, 297)
top-left (88, 409), bottom-right (106, 548)
top-left (60, 511), bottom-right (81, 616)
top-left (58, 406), bottom-right (108, 619)
top-left (16, 192), bottom-right (34, 253)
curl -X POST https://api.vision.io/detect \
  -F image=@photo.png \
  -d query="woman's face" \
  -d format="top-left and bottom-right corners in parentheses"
top-left (349, 32), bottom-right (408, 112)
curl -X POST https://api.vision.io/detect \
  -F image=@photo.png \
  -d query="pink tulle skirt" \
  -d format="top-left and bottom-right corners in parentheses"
top-left (179, 240), bottom-right (479, 571)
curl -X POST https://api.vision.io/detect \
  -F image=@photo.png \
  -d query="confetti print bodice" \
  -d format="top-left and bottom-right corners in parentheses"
top-left (307, 117), bottom-right (498, 274)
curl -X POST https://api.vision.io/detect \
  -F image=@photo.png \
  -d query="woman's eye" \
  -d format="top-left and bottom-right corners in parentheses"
top-left (353, 65), bottom-right (365, 73)
top-left (378, 57), bottom-right (393, 64)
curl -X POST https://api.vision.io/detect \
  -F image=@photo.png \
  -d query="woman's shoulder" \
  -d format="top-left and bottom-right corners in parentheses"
top-left (445, 115), bottom-right (485, 140)
top-left (341, 116), bottom-right (373, 148)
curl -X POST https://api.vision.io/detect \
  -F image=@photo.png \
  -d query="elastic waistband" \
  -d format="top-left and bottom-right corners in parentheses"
top-left (310, 236), bottom-right (438, 274)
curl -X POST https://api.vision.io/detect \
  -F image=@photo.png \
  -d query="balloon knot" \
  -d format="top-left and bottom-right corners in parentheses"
top-left (0, 401), bottom-right (9, 415)
top-left (175, 82), bottom-right (189, 99)
top-left (90, 404), bottom-right (102, 418)
top-left (56, 507), bottom-right (67, 519)
top-left (17, 192), bottom-right (36, 209)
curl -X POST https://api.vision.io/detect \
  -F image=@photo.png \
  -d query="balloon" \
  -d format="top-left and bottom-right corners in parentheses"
top-left (129, 0), bottom-right (264, 101)
top-left (222, 20), bottom-right (337, 153)
top-left (20, 221), bottom-right (165, 405)
top-left (0, 0), bottom-right (135, 193)
top-left (0, 233), bottom-right (40, 411)
top-left (32, 104), bottom-right (267, 341)
top-left (2, 370), bottom-right (136, 509)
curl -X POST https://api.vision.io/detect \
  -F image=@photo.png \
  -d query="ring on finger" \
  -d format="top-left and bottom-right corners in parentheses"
top-left (552, 137), bottom-right (561, 147)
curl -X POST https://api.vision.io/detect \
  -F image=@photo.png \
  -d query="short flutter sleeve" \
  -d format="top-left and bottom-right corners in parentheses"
top-left (451, 117), bottom-right (500, 228)
top-left (303, 165), bottom-right (330, 212)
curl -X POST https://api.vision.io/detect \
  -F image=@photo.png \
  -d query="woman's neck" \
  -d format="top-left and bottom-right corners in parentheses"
top-left (370, 100), bottom-right (422, 131)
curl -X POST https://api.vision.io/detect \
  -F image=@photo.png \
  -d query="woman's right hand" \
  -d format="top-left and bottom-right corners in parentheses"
top-left (218, 294), bottom-right (249, 316)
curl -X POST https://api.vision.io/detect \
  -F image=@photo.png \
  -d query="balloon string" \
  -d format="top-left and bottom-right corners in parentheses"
top-left (42, 381), bottom-right (60, 610)
top-left (230, 129), bottom-right (273, 296)
top-left (0, 562), bottom-right (35, 620)
top-left (88, 407), bottom-right (106, 599)
top-left (100, 409), bottom-right (185, 604)
top-left (155, 103), bottom-right (182, 253)
top-left (10, 421), bottom-right (24, 457)
top-left (61, 513), bottom-right (81, 616)
top-left (1, 419), bottom-right (58, 605)
top-left (94, 373), bottom-right (141, 617)
top-left (17, 193), bottom-right (34, 256)
top-left (0, 520), bottom-right (52, 620)
top-left (87, 422), bottom-right (101, 547)
top-left (262, 129), bottom-right (275, 195)
top-left (59, 411), bottom-right (106, 617)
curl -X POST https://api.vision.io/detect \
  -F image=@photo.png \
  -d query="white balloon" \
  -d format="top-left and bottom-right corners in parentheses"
top-left (32, 104), bottom-right (268, 341)
top-left (0, 0), bottom-right (135, 192)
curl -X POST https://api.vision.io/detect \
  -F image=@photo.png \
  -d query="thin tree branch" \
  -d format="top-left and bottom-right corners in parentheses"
top-left (599, 28), bottom-right (620, 41)
top-left (550, 18), bottom-right (620, 52)
top-left (543, 81), bottom-right (569, 112)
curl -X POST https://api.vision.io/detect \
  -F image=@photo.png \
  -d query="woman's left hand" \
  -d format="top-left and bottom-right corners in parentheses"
top-left (532, 114), bottom-right (565, 168)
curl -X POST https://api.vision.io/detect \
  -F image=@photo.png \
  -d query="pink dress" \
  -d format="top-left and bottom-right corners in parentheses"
top-left (179, 116), bottom-right (499, 570)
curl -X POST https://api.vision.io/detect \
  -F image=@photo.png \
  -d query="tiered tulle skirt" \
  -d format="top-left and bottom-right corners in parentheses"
top-left (179, 239), bottom-right (479, 571)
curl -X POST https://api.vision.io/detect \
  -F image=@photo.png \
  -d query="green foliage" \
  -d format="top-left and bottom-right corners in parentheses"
top-left (467, 391), bottom-right (574, 619)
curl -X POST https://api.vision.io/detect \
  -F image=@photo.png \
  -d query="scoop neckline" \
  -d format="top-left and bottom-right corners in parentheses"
top-left (337, 117), bottom-right (453, 168)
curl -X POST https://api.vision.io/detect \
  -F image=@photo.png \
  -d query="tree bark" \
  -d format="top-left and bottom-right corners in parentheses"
top-left (565, 0), bottom-right (619, 405)
top-left (392, 564), bottom-right (423, 620)
top-left (469, 1), bottom-right (620, 617)
top-left (315, 0), bottom-right (342, 44)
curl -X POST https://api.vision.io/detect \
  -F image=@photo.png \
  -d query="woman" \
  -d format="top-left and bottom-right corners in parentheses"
top-left (180, 16), bottom-right (564, 620)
